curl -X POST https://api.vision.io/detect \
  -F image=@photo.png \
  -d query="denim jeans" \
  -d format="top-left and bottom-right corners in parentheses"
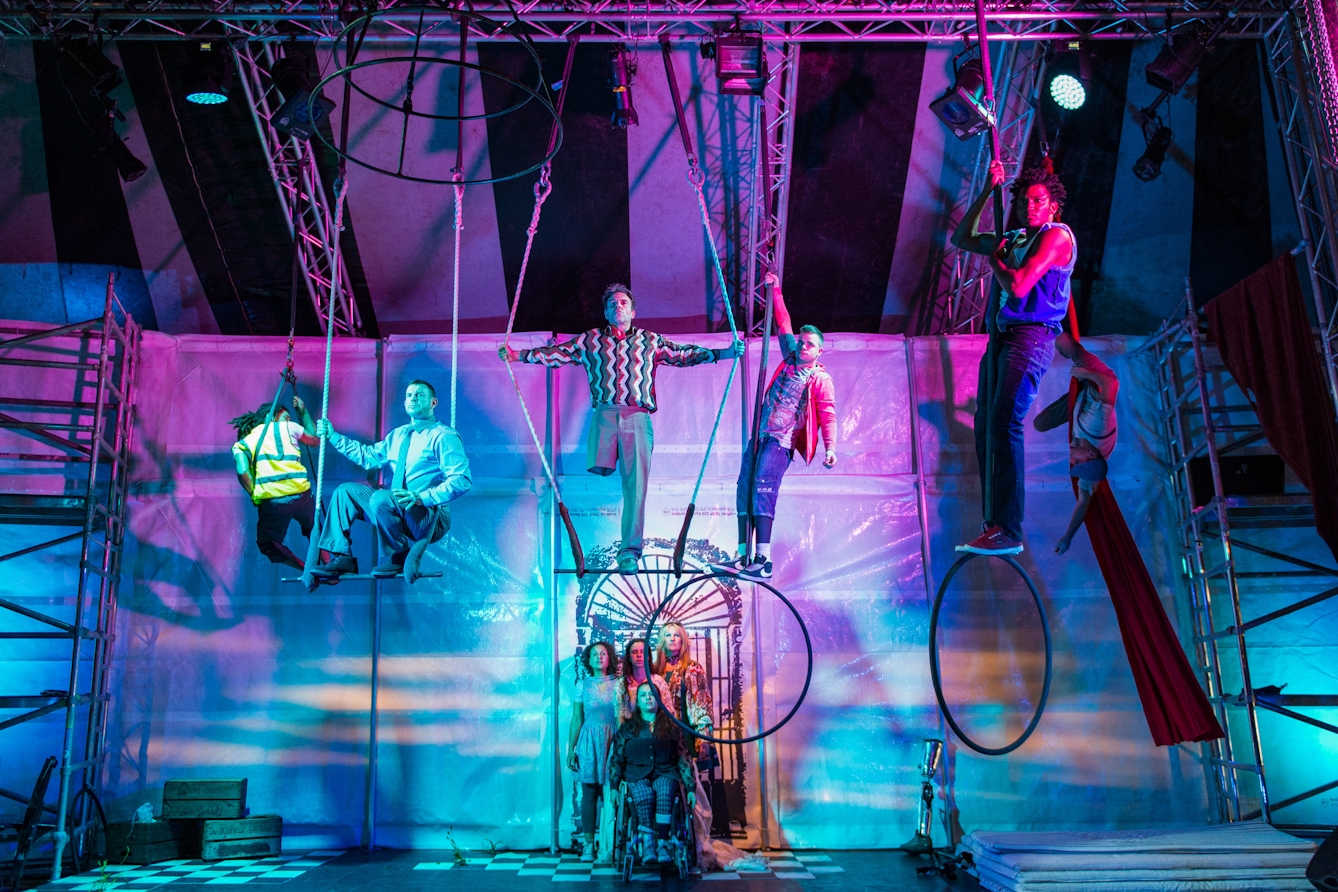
top-left (974, 324), bottom-right (1056, 539)
top-left (735, 436), bottom-right (792, 519)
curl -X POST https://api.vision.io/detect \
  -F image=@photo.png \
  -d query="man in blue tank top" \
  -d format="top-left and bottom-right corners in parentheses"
top-left (951, 160), bottom-right (1077, 554)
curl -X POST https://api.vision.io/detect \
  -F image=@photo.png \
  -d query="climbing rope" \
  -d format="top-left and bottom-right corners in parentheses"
top-left (502, 166), bottom-right (584, 576)
top-left (660, 37), bottom-right (741, 574)
top-left (300, 174), bottom-right (349, 590)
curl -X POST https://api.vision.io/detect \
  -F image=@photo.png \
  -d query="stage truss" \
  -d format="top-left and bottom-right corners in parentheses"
top-left (0, 1), bottom-right (1289, 43)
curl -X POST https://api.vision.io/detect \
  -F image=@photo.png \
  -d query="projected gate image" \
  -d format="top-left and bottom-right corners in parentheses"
top-left (575, 540), bottom-right (746, 837)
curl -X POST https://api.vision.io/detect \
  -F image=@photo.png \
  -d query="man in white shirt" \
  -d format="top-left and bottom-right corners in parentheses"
top-left (312, 380), bottom-right (472, 582)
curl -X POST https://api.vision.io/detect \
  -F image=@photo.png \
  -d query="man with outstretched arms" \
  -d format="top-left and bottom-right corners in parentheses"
top-left (312, 380), bottom-right (472, 583)
top-left (499, 284), bottom-right (743, 575)
top-left (951, 160), bottom-right (1076, 555)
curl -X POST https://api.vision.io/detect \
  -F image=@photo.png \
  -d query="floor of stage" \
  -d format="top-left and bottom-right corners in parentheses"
top-left (35, 847), bottom-right (983, 890)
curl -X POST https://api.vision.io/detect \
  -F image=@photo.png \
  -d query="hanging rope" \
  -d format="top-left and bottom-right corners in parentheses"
top-left (501, 36), bottom-right (584, 576)
top-left (660, 37), bottom-right (741, 575)
top-left (300, 174), bottom-right (349, 590)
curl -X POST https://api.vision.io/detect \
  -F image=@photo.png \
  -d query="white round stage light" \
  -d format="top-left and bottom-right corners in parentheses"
top-left (1050, 74), bottom-right (1086, 110)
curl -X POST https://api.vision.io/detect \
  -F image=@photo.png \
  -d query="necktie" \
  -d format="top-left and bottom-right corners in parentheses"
top-left (392, 430), bottom-right (412, 490)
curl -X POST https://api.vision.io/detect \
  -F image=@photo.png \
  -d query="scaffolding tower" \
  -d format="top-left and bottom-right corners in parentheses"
top-left (1154, 289), bottom-right (1337, 830)
top-left (0, 275), bottom-right (141, 881)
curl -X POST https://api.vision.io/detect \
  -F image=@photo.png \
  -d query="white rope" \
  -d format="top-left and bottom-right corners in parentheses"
top-left (451, 175), bottom-right (464, 429)
top-left (301, 175), bottom-right (348, 587)
top-left (686, 164), bottom-right (740, 504)
top-left (502, 165), bottom-right (562, 497)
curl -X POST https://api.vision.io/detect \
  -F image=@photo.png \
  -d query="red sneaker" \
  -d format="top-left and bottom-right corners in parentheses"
top-left (956, 525), bottom-right (1024, 555)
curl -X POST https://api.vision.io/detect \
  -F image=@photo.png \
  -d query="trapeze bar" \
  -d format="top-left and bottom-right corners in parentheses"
top-left (555, 568), bottom-right (684, 575)
top-left (280, 573), bottom-right (443, 583)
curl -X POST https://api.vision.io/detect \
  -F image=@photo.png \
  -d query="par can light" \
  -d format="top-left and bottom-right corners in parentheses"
top-left (1049, 73), bottom-right (1086, 110)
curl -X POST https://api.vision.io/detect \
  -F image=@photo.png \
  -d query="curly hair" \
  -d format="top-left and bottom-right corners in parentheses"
top-left (580, 641), bottom-right (617, 677)
top-left (1010, 165), bottom-right (1067, 218)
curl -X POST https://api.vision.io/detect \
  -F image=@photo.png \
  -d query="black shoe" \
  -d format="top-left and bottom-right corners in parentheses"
top-left (372, 552), bottom-right (409, 577)
top-left (312, 554), bottom-right (358, 577)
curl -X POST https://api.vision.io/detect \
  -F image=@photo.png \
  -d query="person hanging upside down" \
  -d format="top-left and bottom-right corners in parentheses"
top-left (499, 284), bottom-right (743, 575)
top-left (1033, 333), bottom-right (1119, 554)
top-left (607, 682), bottom-right (697, 867)
top-left (712, 271), bottom-right (836, 581)
top-left (312, 380), bottom-right (471, 582)
top-left (952, 160), bottom-right (1076, 555)
top-left (230, 397), bottom-right (320, 570)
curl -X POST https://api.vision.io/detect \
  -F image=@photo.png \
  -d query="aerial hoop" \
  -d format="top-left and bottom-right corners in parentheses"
top-left (644, 571), bottom-right (813, 746)
top-left (929, 552), bottom-right (1053, 756)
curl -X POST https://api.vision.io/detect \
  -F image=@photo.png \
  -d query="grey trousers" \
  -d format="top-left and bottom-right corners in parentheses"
top-left (588, 405), bottom-right (653, 560)
top-left (318, 482), bottom-right (449, 557)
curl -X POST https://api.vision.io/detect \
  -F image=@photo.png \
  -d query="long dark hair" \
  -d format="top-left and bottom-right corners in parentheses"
top-left (621, 637), bottom-right (649, 680)
top-left (229, 402), bottom-right (287, 441)
top-left (627, 682), bottom-right (684, 743)
top-left (581, 641), bottom-right (616, 678)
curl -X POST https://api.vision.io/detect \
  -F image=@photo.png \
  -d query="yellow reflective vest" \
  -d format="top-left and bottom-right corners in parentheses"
top-left (232, 421), bottom-right (310, 504)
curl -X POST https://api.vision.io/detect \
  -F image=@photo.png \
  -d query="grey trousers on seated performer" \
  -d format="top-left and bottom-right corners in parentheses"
top-left (589, 405), bottom-right (652, 562)
top-left (319, 482), bottom-right (450, 564)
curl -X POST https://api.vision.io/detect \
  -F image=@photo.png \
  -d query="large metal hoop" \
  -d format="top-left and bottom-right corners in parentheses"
top-left (643, 571), bottom-right (813, 746)
top-left (329, 7), bottom-right (547, 123)
top-left (310, 56), bottom-right (562, 186)
top-left (929, 552), bottom-right (1053, 756)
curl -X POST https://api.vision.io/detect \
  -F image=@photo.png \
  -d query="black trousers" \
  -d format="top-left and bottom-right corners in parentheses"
top-left (256, 491), bottom-right (315, 563)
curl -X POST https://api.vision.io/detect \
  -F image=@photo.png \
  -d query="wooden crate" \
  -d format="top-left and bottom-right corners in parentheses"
top-left (105, 820), bottom-right (201, 865)
top-left (161, 778), bottom-right (247, 819)
top-left (201, 815), bottom-right (282, 861)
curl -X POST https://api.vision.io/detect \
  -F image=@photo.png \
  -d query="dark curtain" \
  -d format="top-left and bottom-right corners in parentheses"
top-left (1203, 253), bottom-right (1338, 563)
top-left (1068, 304), bottom-right (1224, 746)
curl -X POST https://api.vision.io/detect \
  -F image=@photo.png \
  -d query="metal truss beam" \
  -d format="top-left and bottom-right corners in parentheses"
top-left (1, 2), bottom-right (1285, 43)
top-left (921, 39), bottom-right (1046, 334)
top-left (232, 43), bottom-right (361, 337)
top-left (1263, 10), bottom-right (1338, 427)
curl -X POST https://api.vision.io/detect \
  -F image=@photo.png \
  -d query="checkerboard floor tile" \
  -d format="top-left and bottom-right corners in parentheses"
top-left (37, 852), bottom-right (345, 890)
top-left (413, 850), bottom-right (844, 881)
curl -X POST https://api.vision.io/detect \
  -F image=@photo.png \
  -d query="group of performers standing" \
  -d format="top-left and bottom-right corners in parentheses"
top-left (229, 162), bottom-right (1117, 581)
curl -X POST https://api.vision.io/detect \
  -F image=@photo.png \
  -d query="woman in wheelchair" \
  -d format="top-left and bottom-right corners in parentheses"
top-left (607, 682), bottom-right (697, 867)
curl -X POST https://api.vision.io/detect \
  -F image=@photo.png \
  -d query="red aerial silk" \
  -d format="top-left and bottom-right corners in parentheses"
top-left (1066, 303), bottom-right (1224, 746)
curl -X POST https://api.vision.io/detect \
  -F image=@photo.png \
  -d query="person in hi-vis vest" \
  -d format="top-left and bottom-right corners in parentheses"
top-left (230, 397), bottom-right (320, 570)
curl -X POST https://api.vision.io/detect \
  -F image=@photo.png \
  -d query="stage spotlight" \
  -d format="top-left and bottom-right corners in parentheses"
top-left (715, 32), bottom-right (766, 95)
top-left (89, 104), bottom-right (147, 182)
top-left (929, 57), bottom-right (993, 140)
top-left (184, 40), bottom-right (233, 105)
top-left (60, 40), bottom-right (124, 95)
top-left (608, 44), bottom-right (638, 128)
top-left (1049, 74), bottom-right (1086, 110)
top-left (1145, 32), bottom-right (1209, 95)
top-left (1133, 125), bottom-right (1174, 182)
top-left (271, 47), bottom-right (335, 141)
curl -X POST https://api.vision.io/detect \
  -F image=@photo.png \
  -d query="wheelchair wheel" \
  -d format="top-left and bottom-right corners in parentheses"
top-left (675, 843), bottom-right (688, 880)
top-left (622, 852), bottom-right (634, 882)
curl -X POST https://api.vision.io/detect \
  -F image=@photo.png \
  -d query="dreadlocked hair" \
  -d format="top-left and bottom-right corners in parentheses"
top-left (229, 402), bottom-right (285, 441)
top-left (1010, 165), bottom-right (1067, 219)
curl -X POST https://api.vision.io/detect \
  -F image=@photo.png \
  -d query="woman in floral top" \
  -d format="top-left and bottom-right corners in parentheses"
top-left (653, 622), bottom-right (713, 756)
top-left (568, 642), bottom-right (618, 861)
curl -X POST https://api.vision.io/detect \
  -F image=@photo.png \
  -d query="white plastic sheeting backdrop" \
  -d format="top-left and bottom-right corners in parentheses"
top-left (0, 329), bottom-right (1215, 850)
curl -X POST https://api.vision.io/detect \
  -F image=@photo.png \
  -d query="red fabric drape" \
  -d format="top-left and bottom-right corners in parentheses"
top-left (1067, 312), bottom-right (1225, 746)
top-left (1203, 253), bottom-right (1338, 564)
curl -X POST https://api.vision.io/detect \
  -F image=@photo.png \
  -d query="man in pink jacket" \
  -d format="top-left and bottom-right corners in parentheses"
top-left (714, 271), bottom-right (837, 581)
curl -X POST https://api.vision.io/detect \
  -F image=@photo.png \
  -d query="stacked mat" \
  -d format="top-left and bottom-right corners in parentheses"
top-left (961, 821), bottom-right (1317, 891)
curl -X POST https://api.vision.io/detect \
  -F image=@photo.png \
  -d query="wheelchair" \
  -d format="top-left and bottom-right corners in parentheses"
top-left (609, 778), bottom-right (697, 880)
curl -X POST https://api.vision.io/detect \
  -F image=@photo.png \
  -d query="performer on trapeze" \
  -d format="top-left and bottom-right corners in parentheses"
top-left (951, 159), bottom-right (1076, 555)
top-left (499, 284), bottom-right (743, 575)
top-left (712, 271), bottom-right (837, 581)
top-left (231, 397), bottom-right (321, 570)
top-left (311, 380), bottom-right (472, 583)
top-left (1033, 333), bottom-right (1119, 554)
